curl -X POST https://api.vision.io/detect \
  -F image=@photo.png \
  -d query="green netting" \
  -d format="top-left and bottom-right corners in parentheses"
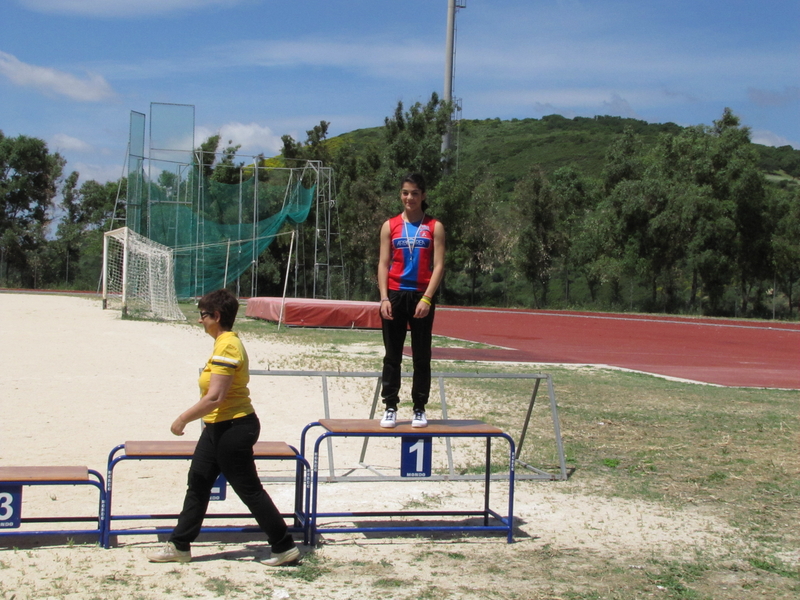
top-left (140, 166), bottom-right (314, 298)
top-left (125, 104), bottom-right (316, 299)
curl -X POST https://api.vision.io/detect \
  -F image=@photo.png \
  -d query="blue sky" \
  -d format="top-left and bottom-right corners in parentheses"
top-left (2, 0), bottom-right (798, 184)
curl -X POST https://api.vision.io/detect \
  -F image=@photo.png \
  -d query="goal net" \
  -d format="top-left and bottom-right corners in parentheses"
top-left (102, 227), bottom-right (185, 321)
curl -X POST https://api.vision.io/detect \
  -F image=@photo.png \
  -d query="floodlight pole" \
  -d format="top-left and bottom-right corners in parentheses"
top-left (442, 0), bottom-right (457, 155)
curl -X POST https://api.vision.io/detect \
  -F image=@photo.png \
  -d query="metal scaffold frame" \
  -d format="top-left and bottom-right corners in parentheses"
top-left (311, 161), bottom-right (344, 300)
top-left (124, 103), bottom-right (343, 300)
top-left (250, 369), bottom-right (569, 483)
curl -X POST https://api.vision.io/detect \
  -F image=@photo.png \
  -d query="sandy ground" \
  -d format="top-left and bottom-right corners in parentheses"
top-left (0, 293), bottom-right (743, 599)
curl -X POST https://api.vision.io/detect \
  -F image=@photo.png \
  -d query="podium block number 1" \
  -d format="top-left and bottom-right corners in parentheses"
top-left (401, 437), bottom-right (432, 478)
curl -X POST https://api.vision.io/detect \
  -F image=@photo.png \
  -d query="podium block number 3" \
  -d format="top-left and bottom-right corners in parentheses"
top-left (0, 486), bottom-right (22, 529)
top-left (401, 437), bottom-right (432, 478)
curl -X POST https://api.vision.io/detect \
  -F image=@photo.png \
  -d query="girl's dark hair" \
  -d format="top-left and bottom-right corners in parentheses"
top-left (198, 288), bottom-right (239, 330)
top-left (400, 172), bottom-right (426, 193)
top-left (400, 172), bottom-right (428, 211)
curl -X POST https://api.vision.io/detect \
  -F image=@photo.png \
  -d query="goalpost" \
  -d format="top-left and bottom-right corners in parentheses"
top-left (102, 227), bottom-right (186, 321)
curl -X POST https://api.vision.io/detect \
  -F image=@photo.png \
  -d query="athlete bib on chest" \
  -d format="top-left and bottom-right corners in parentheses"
top-left (387, 214), bottom-right (437, 292)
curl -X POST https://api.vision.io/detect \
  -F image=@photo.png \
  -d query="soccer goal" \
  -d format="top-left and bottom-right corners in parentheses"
top-left (102, 227), bottom-right (186, 321)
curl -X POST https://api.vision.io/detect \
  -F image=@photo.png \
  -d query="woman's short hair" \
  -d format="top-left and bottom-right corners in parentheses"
top-left (198, 288), bottom-right (239, 330)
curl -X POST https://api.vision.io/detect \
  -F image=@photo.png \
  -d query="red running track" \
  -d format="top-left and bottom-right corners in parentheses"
top-left (432, 307), bottom-right (800, 390)
top-left (244, 297), bottom-right (798, 390)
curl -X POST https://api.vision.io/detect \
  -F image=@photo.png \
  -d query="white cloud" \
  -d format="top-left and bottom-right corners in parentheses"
top-left (50, 133), bottom-right (93, 153)
top-left (17, 0), bottom-right (243, 18)
top-left (751, 130), bottom-right (796, 149)
top-left (601, 94), bottom-right (638, 119)
top-left (81, 38), bottom-right (440, 87)
top-left (70, 161), bottom-right (127, 184)
top-left (0, 51), bottom-right (114, 101)
top-left (457, 27), bottom-right (792, 93)
top-left (532, 103), bottom-right (576, 119)
top-left (227, 39), bottom-right (441, 79)
top-left (195, 122), bottom-right (283, 157)
top-left (482, 88), bottom-right (653, 110)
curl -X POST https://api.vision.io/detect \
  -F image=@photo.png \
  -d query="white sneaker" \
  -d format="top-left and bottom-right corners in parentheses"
top-left (147, 541), bottom-right (191, 563)
top-left (412, 410), bottom-right (428, 428)
top-left (380, 408), bottom-right (398, 428)
top-left (263, 545), bottom-right (300, 566)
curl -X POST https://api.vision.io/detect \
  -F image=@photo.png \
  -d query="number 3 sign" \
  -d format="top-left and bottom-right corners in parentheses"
top-left (401, 437), bottom-right (432, 478)
top-left (0, 486), bottom-right (22, 529)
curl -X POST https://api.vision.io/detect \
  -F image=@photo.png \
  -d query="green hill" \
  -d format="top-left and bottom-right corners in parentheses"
top-left (331, 114), bottom-right (799, 187)
top-left (452, 115), bottom-right (681, 189)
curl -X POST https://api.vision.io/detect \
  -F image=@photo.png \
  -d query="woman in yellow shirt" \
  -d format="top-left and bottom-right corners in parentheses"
top-left (147, 289), bottom-right (299, 566)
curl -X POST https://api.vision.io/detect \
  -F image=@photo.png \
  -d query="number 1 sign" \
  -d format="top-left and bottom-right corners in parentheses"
top-left (401, 437), bottom-right (432, 477)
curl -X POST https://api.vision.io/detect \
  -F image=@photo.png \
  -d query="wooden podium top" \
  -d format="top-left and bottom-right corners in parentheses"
top-left (123, 440), bottom-right (296, 458)
top-left (0, 466), bottom-right (90, 482)
top-left (317, 419), bottom-right (504, 435)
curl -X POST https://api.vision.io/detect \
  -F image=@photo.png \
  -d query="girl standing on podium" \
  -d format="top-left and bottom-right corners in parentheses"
top-left (377, 173), bottom-right (446, 429)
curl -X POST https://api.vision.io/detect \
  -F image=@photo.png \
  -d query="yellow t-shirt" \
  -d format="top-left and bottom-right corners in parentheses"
top-left (199, 331), bottom-right (254, 423)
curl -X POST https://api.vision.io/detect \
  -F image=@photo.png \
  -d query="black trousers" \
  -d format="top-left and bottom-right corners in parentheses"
top-left (169, 413), bottom-right (294, 553)
top-left (381, 290), bottom-right (435, 411)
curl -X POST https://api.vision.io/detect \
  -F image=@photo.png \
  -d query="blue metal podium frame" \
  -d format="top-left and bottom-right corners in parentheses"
top-left (0, 466), bottom-right (106, 544)
top-left (103, 440), bottom-right (310, 548)
top-left (301, 419), bottom-right (516, 544)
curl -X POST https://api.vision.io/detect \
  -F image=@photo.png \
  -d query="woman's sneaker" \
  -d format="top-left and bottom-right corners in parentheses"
top-left (380, 408), bottom-right (397, 428)
top-left (147, 541), bottom-right (191, 563)
top-left (412, 410), bottom-right (428, 428)
top-left (263, 545), bottom-right (300, 567)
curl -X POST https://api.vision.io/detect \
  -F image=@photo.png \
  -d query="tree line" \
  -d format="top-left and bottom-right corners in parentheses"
top-left (286, 99), bottom-right (800, 318)
top-left (1, 97), bottom-right (798, 318)
top-left (0, 131), bottom-right (124, 290)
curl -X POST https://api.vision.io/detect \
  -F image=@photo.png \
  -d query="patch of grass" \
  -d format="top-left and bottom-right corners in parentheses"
top-left (748, 556), bottom-right (800, 580)
top-left (417, 586), bottom-right (448, 600)
top-left (102, 572), bottom-right (130, 586)
top-left (402, 491), bottom-right (451, 509)
top-left (704, 471), bottom-right (728, 483)
top-left (372, 577), bottom-right (406, 588)
top-left (274, 553), bottom-right (330, 582)
top-left (644, 559), bottom-right (710, 599)
top-left (455, 461), bottom-right (511, 476)
top-left (203, 576), bottom-right (244, 596)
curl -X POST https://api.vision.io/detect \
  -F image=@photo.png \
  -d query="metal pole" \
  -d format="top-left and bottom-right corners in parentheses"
top-left (278, 230), bottom-right (295, 331)
top-left (224, 239), bottom-right (231, 288)
top-left (121, 227), bottom-right (129, 316)
top-left (101, 232), bottom-right (109, 309)
top-left (442, 0), bottom-right (457, 154)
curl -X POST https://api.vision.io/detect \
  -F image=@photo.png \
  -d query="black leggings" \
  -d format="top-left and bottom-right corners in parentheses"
top-left (169, 413), bottom-right (294, 553)
top-left (380, 290), bottom-right (435, 410)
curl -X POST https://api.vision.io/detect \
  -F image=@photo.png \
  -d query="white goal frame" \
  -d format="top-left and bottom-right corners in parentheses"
top-left (102, 227), bottom-right (185, 321)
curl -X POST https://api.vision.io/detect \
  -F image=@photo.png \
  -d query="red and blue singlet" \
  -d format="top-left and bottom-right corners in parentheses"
top-left (387, 214), bottom-right (438, 292)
